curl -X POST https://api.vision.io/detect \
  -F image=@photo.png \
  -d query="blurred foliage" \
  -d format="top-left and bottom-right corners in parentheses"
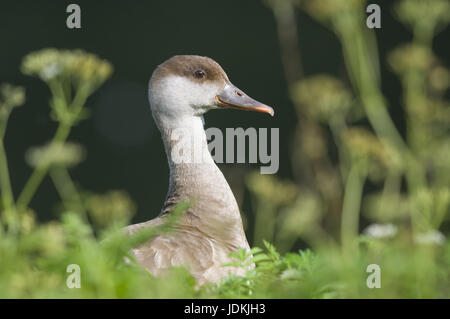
top-left (0, 0), bottom-right (450, 298)
top-left (85, 191), bottom-right (137, 228)
top-left (1, 212), bottom-right (449, 298)
top-left (25, 142), bottom-right (86, 168)
top-left (291, 75), bottom-right (353, 123)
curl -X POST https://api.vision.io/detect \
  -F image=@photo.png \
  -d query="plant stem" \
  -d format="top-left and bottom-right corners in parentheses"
top-left (252, 198), bottom-right (276, 248)
top-left (50, 166), bottom-right (87, 221)
top-left (329, 116), bottom-right (349, 179)
top-left (339, 22), bottom-right (406, 151)
top-left (16, 122), bottom-right (71, 209)
top-left (0, 139), bottom-right (14, 210)
top-left (335, 14), bottom-right (426, 192)
top-left (271, 0), bottom-right (303, 84)
top-left (16, 84), bottom-right (90, 210)
top-left (341, 161), bottom-right (366, 253)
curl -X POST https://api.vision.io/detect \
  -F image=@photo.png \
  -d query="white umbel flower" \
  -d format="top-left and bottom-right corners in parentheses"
top-left (363, 223), bottom-right (398, 239)
top-left (415, 231), bottom-right (446, 245)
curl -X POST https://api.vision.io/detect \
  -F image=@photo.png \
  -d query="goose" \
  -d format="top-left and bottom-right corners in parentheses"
top-left (126, 55), bottom-right (274, 285)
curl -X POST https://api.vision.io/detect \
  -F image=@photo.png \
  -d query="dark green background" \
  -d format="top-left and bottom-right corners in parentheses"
top-left (1, 1), bottom-right (449, 236)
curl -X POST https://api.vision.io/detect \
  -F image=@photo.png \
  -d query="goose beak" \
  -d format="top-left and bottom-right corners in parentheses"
top-left (215, 82), bottom-right (274, 116)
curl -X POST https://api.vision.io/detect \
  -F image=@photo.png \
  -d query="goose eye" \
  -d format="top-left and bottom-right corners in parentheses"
top-left (194, 70), bottom-right (205, 79)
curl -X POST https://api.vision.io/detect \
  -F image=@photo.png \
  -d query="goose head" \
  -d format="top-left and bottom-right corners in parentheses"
top-left (148, 55), bottom-right (274, 129)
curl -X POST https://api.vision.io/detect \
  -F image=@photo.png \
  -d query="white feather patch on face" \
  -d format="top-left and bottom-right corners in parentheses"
top-left (149, 75), bottom-right (224, 119)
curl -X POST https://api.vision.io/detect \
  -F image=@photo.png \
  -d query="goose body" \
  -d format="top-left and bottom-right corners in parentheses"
top-left (126, 55), bottom-right (274, 285)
